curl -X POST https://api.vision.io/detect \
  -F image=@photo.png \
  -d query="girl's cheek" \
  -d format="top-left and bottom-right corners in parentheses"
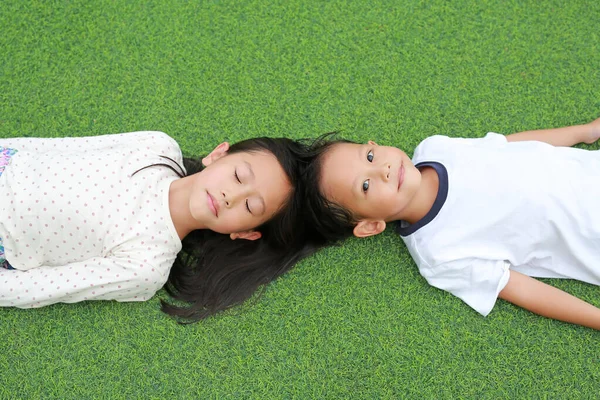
top-left (224, 218), bottom-right (243, 233)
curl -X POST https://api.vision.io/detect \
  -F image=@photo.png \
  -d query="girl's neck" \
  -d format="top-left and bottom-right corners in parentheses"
top-left (168, 177), bottom-right (205, 240)
top-left (400, 166), bottom-right (439, 225)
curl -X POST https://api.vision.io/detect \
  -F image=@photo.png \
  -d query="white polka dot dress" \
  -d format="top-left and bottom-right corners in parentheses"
top-left (0, 132), bottom-right (183, 308)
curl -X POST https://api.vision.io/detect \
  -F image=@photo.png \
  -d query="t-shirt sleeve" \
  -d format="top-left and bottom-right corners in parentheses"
top-left (0, 131), bottom-right (181, 161)
top-left (0, 256), bottom-right (168, 308)
top-left (481, 132), bottom-right (508, 145)
top-left (419, 258), bottom-right (511, 316)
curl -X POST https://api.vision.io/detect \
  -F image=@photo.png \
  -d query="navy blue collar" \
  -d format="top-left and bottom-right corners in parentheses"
top-left (395, 161), bottom-right (448, 237)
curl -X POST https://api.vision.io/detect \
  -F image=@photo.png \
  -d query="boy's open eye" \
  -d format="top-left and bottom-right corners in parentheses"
top-left (367, 150), bottom-right (374, 162)
top-left (234, 169), bottom-right (241, 183)
top-left (362, 179), bottom-right (370, 193)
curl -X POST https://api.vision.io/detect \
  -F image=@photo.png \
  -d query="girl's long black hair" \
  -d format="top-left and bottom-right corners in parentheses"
top-left (156, 137), bottom-right (318, 323)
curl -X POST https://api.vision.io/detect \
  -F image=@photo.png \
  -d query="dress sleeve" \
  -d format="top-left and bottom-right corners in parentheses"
top-left (419, 258), bottom-right (511, 316)
top-left (0, 256), bottom-right (168, 308)
top-left (0, 131), bottom-right (182, 161)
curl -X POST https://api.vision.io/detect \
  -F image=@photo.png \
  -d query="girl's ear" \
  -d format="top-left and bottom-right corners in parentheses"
top-left (353, 220), bottom-right (386, 238)
top-left (368, 140), bottom-right (378, 146)
top-left (202, 142), bottom-right (230, 166)
top-left (230, 231), bottom-right (262, 241)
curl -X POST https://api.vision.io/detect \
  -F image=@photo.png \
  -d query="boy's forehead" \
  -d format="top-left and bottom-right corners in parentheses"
top-left (321, 143), bottom-right (362, 196)
top-left (324, 142), bottom-right (362, 163)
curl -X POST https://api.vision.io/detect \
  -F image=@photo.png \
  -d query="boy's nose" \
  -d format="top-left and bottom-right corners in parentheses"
top-left (381, 163), bottom-right (391, 181)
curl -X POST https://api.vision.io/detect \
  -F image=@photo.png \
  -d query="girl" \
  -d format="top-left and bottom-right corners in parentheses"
top-left (0, 131), bottom-right (315, 322)
top-left (304, 117), bottom-right (600, 330)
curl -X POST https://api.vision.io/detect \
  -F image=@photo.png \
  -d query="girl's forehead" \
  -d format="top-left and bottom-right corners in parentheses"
top-left (242, 151), bottom-right (290, 190)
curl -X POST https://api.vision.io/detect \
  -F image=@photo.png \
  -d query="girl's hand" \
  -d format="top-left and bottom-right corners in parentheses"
top-left (583, 117), bottom-right (600, 144)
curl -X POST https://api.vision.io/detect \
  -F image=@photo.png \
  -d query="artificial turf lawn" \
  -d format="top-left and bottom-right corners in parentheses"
top-left (1, 0), bottom-right (599, 398)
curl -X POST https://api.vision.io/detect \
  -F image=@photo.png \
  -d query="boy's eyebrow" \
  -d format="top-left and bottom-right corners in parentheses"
top-left (351, 144), bottom-right (363, 198)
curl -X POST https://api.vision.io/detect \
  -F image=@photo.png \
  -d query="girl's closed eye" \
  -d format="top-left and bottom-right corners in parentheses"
top-left (367, 150), bottom-right (374, 162)
top-left (234, 169), bottom-right (241, 183)
top-left (245, 199), bottom-right (252, 214)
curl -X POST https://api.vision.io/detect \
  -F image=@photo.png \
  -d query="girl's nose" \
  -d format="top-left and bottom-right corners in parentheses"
top-left (221, 191), bottom-right (230, 207)
top-left (222, 186), bottom-right (250, 208)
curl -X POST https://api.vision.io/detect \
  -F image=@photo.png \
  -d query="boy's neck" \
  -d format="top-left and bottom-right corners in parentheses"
top-left (399, 166), bottom-right (439, 225)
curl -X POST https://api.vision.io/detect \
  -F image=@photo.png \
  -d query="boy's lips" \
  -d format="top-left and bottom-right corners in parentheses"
top-left (207, 191), bottom-right (219, 217)
top-left (397, 163), bottom-right (405, 191)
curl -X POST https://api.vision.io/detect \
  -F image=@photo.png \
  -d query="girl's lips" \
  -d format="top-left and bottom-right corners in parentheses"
top-left (397, 164), bottom-right (405, 191)
top-left (207, 191), bottom-right (219, 217)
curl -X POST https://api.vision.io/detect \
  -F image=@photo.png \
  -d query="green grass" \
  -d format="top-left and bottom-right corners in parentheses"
top-left (1, 0), bottom-right (600, 398)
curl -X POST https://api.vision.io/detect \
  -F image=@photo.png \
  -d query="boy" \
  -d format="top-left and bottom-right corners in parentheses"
top-left (306, 118), bottom-right (600, 330)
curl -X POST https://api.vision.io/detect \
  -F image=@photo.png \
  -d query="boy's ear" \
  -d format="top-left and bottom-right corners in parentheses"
top-left (353, 220), bottom-right (386, 238)
top-left (202, 142), bottom-right (230, 166)
top-left (230, 230), bottom-right (262, 241)
top-left (368, 140), bottom-right (378, 146)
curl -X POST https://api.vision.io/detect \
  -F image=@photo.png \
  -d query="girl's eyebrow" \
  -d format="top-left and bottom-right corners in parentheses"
top-left (255, 197), bottom-right (266, 216)
top-left (244, 161), bottom-right (255, 180)
top-left (244, 160), bottom-right (265, 214)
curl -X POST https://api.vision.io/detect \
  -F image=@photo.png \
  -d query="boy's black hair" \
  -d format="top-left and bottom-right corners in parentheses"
top-left (300, 133), bottom-right (361, 244)
top-left (141, 137), bottom-right (320, 323)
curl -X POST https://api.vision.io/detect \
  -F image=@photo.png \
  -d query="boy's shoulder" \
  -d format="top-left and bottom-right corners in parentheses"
top-left (412, 135), bottom-right (452, 161)
top-left (417, 132), bottom-right (506, 147)
top-left (414, 133), bottom-right (507, 158)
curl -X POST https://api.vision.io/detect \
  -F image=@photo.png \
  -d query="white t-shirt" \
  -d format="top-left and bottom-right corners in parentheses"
top-left (397, 133), bottom-right (600, 316)
top-left (0, 131), bottom-right (183, 308)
